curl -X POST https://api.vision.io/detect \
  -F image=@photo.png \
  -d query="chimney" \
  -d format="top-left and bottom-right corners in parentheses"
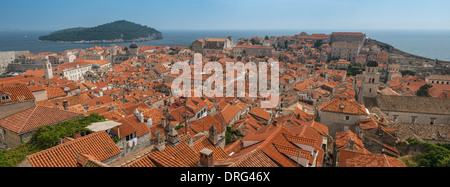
top-left (199, 148), bottom-right (214, 167)
top-left (347, 138), bottom-right (355, 150)
top-left (167, 126), bottom-right (180, 146)
top-left (146, 118), bottom-right (153, 127)
top-left (73, 131), bottom-right (82, 139)
top-left (62, 100), bottom-right (69, 111)
top-left (209, 125), bottom-right (219, 146)
top-left (161, 117), bottom-right (167, 128)
top-left (155, 131), bottom-right (166, 151)
top-left (134, 109), bottom-right (144, 123)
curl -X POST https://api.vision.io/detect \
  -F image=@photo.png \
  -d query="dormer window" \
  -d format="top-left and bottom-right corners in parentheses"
top-left (1, 94), bottom-right (11, 102)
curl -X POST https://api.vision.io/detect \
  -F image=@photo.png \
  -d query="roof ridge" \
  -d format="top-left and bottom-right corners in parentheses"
top-left (259, 125), bottom-right (284, 149)
top-left (19, 106), bottom-right (39, 133)
top-left (27, 131), bottom-right (107, 160)
top-left (383, 154), bottom-right (390, 167)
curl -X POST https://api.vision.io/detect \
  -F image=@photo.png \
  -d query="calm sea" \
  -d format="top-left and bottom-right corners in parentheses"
top-left (0, 29), bottom-right (449, 61)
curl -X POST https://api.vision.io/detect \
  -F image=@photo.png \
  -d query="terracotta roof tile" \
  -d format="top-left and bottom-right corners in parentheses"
top-left (0, 84), bottom-right (35, 104)
top-left (26, 131), bottom-right (121, 167)
top-left (0, 105), bottom-right (83, 134)
top-left (192, 136), bottom-right (229, 161)
top-left (343, 153), bottom-right (406, 167)
top-left (220, 104), bottom-right (241, 124)
top-left (164, 142), bottom-right (199, 167)
top-left (319, 97), bottom-right (367, 115)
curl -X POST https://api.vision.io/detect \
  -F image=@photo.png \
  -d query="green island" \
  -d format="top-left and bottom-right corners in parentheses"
top-left (38, 20), bottom-right (163, 43)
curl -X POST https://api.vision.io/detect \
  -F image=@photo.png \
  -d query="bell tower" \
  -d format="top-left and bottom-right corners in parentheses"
top-left (358, 60), bottom-right (379, 102)
top-left (43, 56), bottom-right (53, 79)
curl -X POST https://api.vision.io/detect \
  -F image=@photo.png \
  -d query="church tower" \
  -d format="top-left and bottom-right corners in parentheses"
top-left (129, 42), bottom-right (139, 57)
top-left (358, 60), bottom-right (380, 102)
top-left (43, 56), bottom-right (53, 79)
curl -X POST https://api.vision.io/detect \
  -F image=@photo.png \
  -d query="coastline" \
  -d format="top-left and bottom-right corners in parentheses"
top-left (37, 36), bottom-right (163, 44)
top-left (371, 39), bottom-right (450, 63)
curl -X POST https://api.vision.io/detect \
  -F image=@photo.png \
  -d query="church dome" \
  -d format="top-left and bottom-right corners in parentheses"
top-left (367, 60), bottom-right (379, 67)
top-left (129, 42), bottom-right (138, 49)
top-left (92, 63), bottom-right (101, 69)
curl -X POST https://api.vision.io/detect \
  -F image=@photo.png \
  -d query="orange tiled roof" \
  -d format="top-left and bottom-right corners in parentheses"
top-left (220, 104), bottom-right (241, 124)
top-left (248, 107), bottom-right (270, 121)
top-left (241, 125), bottom-right (323, 167)
top-left (124, 150), bottom-right (187, 167)
top-left (335, 130), bottom-right (363, 149)
top-left (115, 115), bottom-right (151, 138)
top-left (343, 153), bottom-right (406, 167)
top-left (163, 142), bottom-right (199, 167)
top-left (46, 85), bottom-right (66, 99)
top-left (0, 84), bottom-right (35, 104)
top-left (337, 149), bottom-right (369, 167)
top-left (26, 131), bottom-right (121, 167)
top-left (188, 115), bottom-right (224, 134)
top-left (0, 105), bottom-right (83, 134)
top-left (216, 146), bottom-right (278, 167)
top-left (319, 97), bottom-right (367, 115)
top-left (192, 136), bottom-right (229, 161)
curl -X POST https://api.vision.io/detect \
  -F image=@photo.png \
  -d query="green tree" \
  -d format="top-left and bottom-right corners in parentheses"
top-left (30, 113), bottom-right (106, 150)
top-left (400, 70), bottom-right (416, 76)
top-left (416, 84), bottom-right (433, 97)
top-left (416, 142), bottom-right (450, 167)
top-left (314, 40), bottom-right (323, 49)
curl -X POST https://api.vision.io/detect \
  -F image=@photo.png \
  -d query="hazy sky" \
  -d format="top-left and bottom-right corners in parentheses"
top-left (1, 0), bottom-right (449, 31)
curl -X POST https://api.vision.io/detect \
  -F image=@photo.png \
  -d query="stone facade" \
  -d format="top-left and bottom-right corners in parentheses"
top-left (0, 51), bottom-right (15, 74)
top-left (376, 95), bottom-right (450, 126)
top-left (330, 32), bottom-right (366, 44)
top-left (358, 63), bottom-right (380, 102)
top-left (116, 132), bottom-right (152, 157)
top-left (331, 42), bottom-right (362, 63)
top-left (0, 100), bottom-right (35, 119)
top-left (319, 111), bottom-right (367, 136)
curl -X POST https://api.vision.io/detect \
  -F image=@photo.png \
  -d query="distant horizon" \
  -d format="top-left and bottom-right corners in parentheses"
top-left (2, 28), bottom-right (450, 33)
top-left (1, 0), bottom-right (449, 31)
top-left (1, 29), bottom-right (450, 61)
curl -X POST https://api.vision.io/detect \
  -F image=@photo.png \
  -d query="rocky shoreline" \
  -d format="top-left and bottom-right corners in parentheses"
top-left (370, 39), bottom-right (450, 63)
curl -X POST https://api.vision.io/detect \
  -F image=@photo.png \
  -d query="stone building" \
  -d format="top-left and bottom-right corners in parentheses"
top-left (0, 51), bottom-right (16, 74)
top-left (0, 51), bottom-right (29, 74)
top-left (358, 61), bottom-right (380, 103)
top-left (191, 39), bottom-right (205, 53)
top-left (112, 43), bottom-right (141, 64)
top-left (54, 59), bottom-right (92, 81)
top-left (200, 37), bottom-right (233, 55)
top-left (43, 56), bottom-right (53, 79)
top-left (425, 74), bottom-right (450, 85)
top-left (318, 97), bottom-right (369, 137)
top-left (331, 42), bottom-right (363, 63)
top-left (0, 84), bottom-right (36, 119)
top-left (376, 95), bottom-right (450, 126)
top-left (0, 105), bottom-right (83, 148)
top-left (114, 110), bottom-right (153, 157)
top-left (356, 118), bottom-right (399, 157)
top-left (330, 32), bottom-right (366, 44)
